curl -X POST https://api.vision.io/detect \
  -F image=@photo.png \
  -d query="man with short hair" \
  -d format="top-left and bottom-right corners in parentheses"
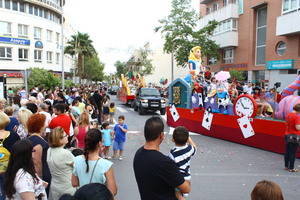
top-left (133, 116), bottom-right (190, 200)
top-left (48, 103), bottom-right (71, 135)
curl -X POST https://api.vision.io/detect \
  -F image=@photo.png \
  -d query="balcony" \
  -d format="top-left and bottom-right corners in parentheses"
top-left (212, 31), bottom-right (238, 48)
top-left (199, 3), bottom-right (239, 29)
top-left (276, 11), bottom-right (300, 36)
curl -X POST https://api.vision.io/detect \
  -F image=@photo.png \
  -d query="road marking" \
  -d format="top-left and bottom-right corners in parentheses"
top-left (192, 172), bottom-right (300, 179)
top-left (128, 131), bottom-right (141, 134)
top-left (117, 106), bottom-right (128, 113)
top-left (129, 108), bottom-right (134, 112)
top-left (161, 114), bottom-right (167, 121)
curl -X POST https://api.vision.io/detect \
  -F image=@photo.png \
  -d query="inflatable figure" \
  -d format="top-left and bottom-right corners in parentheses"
top-left (188, 46), bottom-right (203, 74)
top-left (281, 75), bottom-right (300, 98)
top-left (275, 95), bottom-right (300, 120)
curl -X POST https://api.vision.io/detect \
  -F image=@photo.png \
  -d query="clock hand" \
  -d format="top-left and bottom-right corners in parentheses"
top-left (240, 101), bottom-right (246, 109)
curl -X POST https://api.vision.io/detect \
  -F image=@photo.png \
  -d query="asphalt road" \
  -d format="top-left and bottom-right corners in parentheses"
top-left (109, 95), bottom-right (300, 200)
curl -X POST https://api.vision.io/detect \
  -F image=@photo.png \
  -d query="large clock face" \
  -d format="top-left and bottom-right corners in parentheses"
top-left (235, 97), bottom-right (255, 117)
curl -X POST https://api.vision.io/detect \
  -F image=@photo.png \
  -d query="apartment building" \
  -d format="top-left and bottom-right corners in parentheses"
top-left (199, 0), bottom-right (300, 90)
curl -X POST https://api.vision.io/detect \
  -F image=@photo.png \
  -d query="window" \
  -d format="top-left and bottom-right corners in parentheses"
top-left (18, 24), bottom-right (28, 38)
top-left (39, 8), bottom-right (43, 17)
top-left (47, 30), bottom-right (53, 42)
top-left (34, 6), bottom-right (38, 16)
top-left (0, 0), bottom-right (2, 8)
top-left (18, 48), bottom-right (28, 61)
top-left (29, 5), bottom-right (33, 14)
top-left (0, 47), bottom-right (12, 60)
top-left (282, 0), bottom-right (300, 13)
top-left (56, 32), bottom-right (60, 44)
top-left (213, 3), bottom-right (218, 11)
top-left (56, 53), bottom-right (60, 64)
top-left (12, 0), bottom-right (17, 10)
top-left (19, 2), bottom-right (24, 12)
top-left (223, 0), bottom-right (228, 6)
top-left (213, 19), bottom-right (237, 35)
top-left (256, 7), bottom-right (267, 65)
top-left (0, 21), bottom-right (12, 36)
top-left (34, 50), bottom-right (42, 62)
top-left (34, 27), bottom-right (42, 40)
top-left (5, 0), bottom-right (10, 9)
top-left (223, 48), bottom-right (234, 64)
top-left (276, 41), bottom-right (286, 56)
top-left (206, 7), bottom-right (210, 14)
top-left (208, 57), bottom-right (218, 65)
top-left (47, 51), bottom-right (53, 63)
top-left (44, 10), bottom-right (48, 19)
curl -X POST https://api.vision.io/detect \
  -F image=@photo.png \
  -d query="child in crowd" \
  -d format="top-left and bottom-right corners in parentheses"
top-left (109, 102), bottom-right (116, 124)
top-left (112, 115), bottom-right (128, 160)
top-left (169, 126), bottom-right (197, 200)
top-left (101, 122), bottom-right (113, 159)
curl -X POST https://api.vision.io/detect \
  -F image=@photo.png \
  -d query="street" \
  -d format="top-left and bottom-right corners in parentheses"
top-left (110, 95), bottom-right (300, 200)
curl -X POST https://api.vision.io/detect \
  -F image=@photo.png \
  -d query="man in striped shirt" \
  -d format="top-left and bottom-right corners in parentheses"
top-left (169, 126), bottom-right (197, 200)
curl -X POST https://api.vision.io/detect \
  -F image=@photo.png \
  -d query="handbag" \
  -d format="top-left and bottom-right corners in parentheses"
top-left (89, 158), bottom-right (100, 184)
top-left (285, 134), bottom-right (300, 144)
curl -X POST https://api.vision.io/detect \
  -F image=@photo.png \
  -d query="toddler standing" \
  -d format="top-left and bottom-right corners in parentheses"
top-left (109, 102), bottom-right (116, 124)
top-left (101, 122), bottom-right (113, 159)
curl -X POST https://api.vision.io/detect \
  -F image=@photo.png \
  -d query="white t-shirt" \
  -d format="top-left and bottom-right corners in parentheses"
top-left (40, 111), bottom-right (52, 133)
top-left (12, 169), bottom-right (47, 200)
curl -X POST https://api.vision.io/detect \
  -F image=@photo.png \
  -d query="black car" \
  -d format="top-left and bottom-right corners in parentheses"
top-left (132, 88), bottom-right (166, 115)
top-left (108, 86), bottom-right (119, 95)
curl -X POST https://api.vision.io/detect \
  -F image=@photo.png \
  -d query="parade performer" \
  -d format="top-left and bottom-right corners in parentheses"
top-left (216, 85), bottom-right (230, 114)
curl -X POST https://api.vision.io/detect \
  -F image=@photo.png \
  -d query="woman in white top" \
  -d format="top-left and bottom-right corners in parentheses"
top-left (47, 127), bottom-right (75, 200)
top-left (4, 139), bottom-right (47, 200)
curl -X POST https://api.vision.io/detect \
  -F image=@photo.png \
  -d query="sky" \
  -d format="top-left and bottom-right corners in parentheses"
top-left (64, 0), bottom-right (199, 74)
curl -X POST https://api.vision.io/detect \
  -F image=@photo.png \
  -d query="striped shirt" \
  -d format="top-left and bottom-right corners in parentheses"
top-left (169, 144), bottom-right (196, 180)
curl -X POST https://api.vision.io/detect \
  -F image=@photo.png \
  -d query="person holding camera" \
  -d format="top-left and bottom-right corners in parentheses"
top-left (284, 103), bottom-right (300, 172)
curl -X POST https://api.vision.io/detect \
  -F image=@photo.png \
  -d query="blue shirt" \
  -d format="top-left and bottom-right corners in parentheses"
top-left (114, 123), bottom-right (128, 143)
top-left (73, 155), bottom-right (113, 187)
top-left (102, 129), bottom-right (112, 146)
top-left (5, 117), bottom-right (19, 133)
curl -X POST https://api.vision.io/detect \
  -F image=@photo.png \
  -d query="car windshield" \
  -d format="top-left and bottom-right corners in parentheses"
top-left (112, 86), bottom-right (119, 90)
top-left (140, 88), bottom-right (160, 96)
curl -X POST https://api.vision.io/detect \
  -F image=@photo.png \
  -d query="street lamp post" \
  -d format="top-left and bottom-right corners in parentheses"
top-left (3, 73), bottom-right (7, 99)
top-left (61, 4), bottom-right (65, 90)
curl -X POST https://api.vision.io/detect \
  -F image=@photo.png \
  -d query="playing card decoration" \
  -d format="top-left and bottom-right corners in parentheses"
top-left (191, 93), bottom-right (200, 109)
top-left (237, 116), bottom-right (255, 138)
top-left (202, 110), bottom-right (213, 130)
top-left (198, 93), bottom-right (204, 108)
top-left (170, 104), bottom-right (180, 122)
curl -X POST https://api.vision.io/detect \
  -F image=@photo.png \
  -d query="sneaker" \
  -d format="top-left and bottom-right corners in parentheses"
top-left (118, 156), bottom-right (123, 161)
top-left (107, 156), bottom-right (112, 160)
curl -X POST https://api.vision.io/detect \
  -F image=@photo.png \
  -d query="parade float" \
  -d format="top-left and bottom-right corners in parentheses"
top-left (166, 46), bottom-right (300, 157)
top-left (117, 74), bottom-right (146, 106)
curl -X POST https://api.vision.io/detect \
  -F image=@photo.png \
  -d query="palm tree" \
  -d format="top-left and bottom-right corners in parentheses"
top-left (64, 32), bottom-right (96, 81)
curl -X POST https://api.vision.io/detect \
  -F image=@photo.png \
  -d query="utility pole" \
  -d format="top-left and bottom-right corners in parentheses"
top-left (61, 4), bottom-right (65, 90)
top-left (171, 52), bottom-right (174, 81)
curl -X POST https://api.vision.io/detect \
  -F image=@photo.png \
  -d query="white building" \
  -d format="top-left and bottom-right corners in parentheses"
top-left (145, 48), bottom-right (188, 86)
top-left (0, 0), bottom-right (76, 87)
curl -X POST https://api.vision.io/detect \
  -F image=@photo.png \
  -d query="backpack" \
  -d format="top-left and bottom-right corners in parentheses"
top-left (0, 137), bottom-right (11, 173)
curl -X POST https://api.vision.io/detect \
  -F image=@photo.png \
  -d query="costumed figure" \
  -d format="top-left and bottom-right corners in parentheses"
top-left (216, 84), bottom-right (230, 114)
top-left (191, 82), bottom-right (204, 111)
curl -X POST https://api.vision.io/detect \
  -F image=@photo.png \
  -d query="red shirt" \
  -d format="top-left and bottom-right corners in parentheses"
top-left (49, 114), bottom-right (72, 135)
top-left (286, 112), bottom-right (300, 135)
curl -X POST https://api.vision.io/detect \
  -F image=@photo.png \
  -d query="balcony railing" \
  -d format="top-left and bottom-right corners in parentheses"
top-left (199, 3), bottom-right (239, 29)
top-left (276, 10), bottom-right (300, 36)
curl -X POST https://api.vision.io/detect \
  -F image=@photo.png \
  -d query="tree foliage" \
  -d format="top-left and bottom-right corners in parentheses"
top-left (64, 32), bottom-right (96, 79)
top-left (28, 68), bottom-right (61, 89)
top-left (128, 47), bottom-right (154, 76)
top-left (230, 70), bottom-right (245, 81)
top-left (114, 60), bottom-right (127, 79)
top-left (84, 55), bottom-right (105, 82)
top-left (155, 0), bottom-right (219, 67)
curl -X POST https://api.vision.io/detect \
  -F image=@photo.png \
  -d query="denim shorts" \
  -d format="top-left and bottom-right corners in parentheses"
top-left (113, 140), bottom-right (125, 150)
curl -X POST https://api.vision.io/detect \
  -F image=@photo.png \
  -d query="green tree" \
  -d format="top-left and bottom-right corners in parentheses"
top-left (155, 0), bottom-right (219, 67)
top-left (28, 68), bottom-right (61, 89)
top-left (132, 47), bottom-right (154, 76)
top-left (84, 55), bottom-right (105, 82)
top-left (64, 32), bottom-right (96, 80)
top-left (230, 70), bottom-right (245, 81)
top-left (114, 60), bottom-right (127, 79)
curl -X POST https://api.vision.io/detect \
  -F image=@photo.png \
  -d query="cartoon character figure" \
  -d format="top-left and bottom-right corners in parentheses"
top-left (188, 46), bottom-right (202, 73)
top-left (216, 84), bottom-right (230, 114)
